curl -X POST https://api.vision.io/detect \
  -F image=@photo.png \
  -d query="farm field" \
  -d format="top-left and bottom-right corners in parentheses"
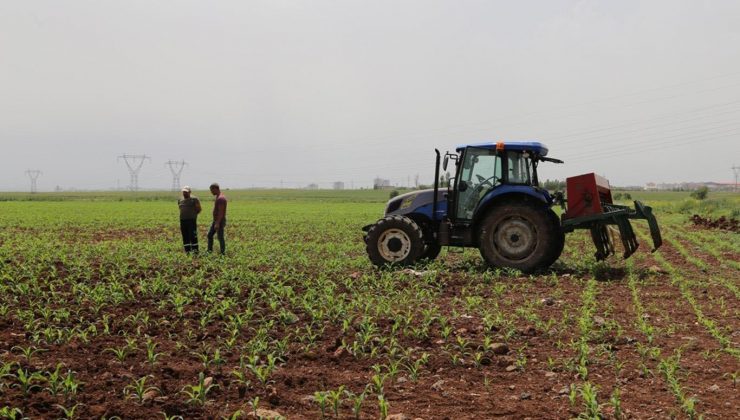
top-left (0, 190), bottom-right (738, 419)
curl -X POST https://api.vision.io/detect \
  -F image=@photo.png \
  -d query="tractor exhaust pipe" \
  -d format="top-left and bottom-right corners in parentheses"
top-left (433, 149), bottom-right (440, 222)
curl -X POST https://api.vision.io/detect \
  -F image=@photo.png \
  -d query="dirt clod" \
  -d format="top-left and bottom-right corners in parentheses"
top-left (431, 380), bottom-right (445, 391)
top-left (490, 343), bottom-right (509, 355)
top-left (690, 214), bottom-right (739, 232)
top-left (249, 408), bottom-right (284, 419)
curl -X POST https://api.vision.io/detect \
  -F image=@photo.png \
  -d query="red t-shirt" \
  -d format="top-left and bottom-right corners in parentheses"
top-left (213, 193), bottom-right (227, 221)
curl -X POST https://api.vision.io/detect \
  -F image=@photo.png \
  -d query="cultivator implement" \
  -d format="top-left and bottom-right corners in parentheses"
top-left (561, 173), bottom-right (662, 260)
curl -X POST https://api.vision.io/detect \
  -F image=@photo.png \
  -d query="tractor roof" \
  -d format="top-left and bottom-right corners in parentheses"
top-left (456, 141), bottom-right (549, 156)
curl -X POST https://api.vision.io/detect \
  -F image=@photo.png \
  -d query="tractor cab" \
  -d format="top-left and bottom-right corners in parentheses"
top-left (444, 142), bottom-right (556, 222)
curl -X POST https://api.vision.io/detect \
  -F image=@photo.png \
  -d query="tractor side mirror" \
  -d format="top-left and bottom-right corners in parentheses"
top-left (443, 152), bottom-right (458, 171)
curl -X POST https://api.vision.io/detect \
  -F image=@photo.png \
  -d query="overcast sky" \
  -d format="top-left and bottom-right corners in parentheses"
top-left (1, 0), bottom-right (739, 191)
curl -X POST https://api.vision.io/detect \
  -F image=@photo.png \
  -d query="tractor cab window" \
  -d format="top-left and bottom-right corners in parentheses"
top-left (507, 152), bottom-right (532, 185)
top-left (456, 147), bottom-right (502, 220)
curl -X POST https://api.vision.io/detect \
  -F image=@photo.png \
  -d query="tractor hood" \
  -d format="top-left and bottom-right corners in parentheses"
top-left (385, 189), bottom-right (446, 217)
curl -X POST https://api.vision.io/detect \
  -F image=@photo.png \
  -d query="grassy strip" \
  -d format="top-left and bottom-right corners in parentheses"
top-left (664, 226), bottom-right (740, 271)
top-left (566, 277), bottom-right (607, 418)
top-left (662, 235), bottom-right (709, 271)
top-left (626, 261), bottom-right (703, 419)
top-left (639, 232), bottom-right (740, 359)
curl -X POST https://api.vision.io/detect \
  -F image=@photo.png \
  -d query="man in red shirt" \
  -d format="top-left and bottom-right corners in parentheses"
top-left (207, 182), bottom-right (228, 255)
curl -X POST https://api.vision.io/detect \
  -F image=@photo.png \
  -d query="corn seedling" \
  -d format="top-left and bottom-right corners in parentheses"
top-left (181, 372), bottom-right (217, 406)
top-left (0, 407), bottom-right (23, 420)
top-left (145, 338), bottom-right (164, 365)
top-left (123, 375), bottom-right (161, 404)
top-left (328, 385), bottom-right (345, 417)
top-left (55, 403), bottom-right (81, 420)
top-left (376, 394), bottom-right (390, 419)
top-left (13, 368), bottom-right (46, 396)
top-left (344, 388), bottom-right (368, 420)
top-left (313, 391), bottom-right (330, 419)
top-left (11, 345), bottom-right (46, 363)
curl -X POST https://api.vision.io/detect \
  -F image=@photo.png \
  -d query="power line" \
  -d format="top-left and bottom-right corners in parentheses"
top-left (25, 170), bottom-right (42, 193)
top-left (164, 160), bottom-right (188, 191)
top-left (559, 120), bottom-right (740, 159)
top-left (221, 74), bottom-right (740, 158)
top-left (117, 154), bottom-right (151, 191)
top-left (567, 130), bottom-right (739, 164)
top-left (547, 101), bottom-right (740, 147)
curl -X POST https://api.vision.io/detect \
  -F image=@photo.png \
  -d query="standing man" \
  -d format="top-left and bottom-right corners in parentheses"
top-left (178, 186), bottom-right (201, 253)
top-left (208, 182), bottom-right (228, 255)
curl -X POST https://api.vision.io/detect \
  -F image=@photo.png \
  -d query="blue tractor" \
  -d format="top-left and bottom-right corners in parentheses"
top-left (362, 141), bottom-right (662, 272)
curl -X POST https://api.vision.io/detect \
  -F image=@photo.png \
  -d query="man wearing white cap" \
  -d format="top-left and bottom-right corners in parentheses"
top-left (178, 186), bottom-right (202, 253)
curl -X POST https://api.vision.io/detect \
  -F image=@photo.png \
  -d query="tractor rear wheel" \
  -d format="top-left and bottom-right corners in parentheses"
top-left (478, 202), bottom-right (561, 273)
top-left (366, 215), bottom-right (424, 267)
top-left (543, 209), bottom-right (565, 267)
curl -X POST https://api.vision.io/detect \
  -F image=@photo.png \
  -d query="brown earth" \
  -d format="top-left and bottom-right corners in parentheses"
top-left (0, 228), bottom-right (738, 419)
top-left (690, 214), bottom-right (739, 233)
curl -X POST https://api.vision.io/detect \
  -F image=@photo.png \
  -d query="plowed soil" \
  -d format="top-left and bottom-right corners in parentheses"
top-left (1, 208), bottom-right (738, 419)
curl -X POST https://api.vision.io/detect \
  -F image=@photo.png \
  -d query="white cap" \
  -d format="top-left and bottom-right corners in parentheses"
top-left (181, 186), bottom-right (191, 193)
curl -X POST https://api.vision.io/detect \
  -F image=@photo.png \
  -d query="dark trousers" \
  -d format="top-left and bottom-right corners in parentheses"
top-left (207, 219), bottom-right (226, 254)
top-left (180, 219), bottom-right (199, 253)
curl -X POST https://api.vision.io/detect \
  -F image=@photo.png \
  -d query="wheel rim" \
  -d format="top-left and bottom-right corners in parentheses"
top-left (493, 216), bottom-right (537, 260)
top-left (378, 228), bottom-right (412, 261)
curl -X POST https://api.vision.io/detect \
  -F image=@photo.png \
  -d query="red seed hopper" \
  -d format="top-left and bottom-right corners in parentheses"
top-left (560, 173), bottom-right (662, 260)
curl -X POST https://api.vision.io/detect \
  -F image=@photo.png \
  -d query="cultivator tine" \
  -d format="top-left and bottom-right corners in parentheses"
top-left (590, 224), bottom-right (613, 261)
top-left (614, 215), bottom-right (639, 259)
top-left (633, 201), bottom-right (662, 252)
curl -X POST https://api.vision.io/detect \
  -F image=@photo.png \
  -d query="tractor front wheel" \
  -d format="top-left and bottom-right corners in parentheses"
top-left (478, 202), bottom-right (560, 273)
top-left (366, 215), bottom-right (424, 267)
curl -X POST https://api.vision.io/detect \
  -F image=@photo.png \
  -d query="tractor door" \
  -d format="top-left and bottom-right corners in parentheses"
top-left (454, 147), bottom-right (503, 221)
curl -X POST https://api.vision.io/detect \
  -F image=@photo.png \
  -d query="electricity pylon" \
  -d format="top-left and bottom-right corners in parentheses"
top-left (118, 154), bottom-right (150, 191)
top-left (732, 164), bottom-right (739, 192)
top-left (165, 160), bottom-right (188, 191)
top-left (25, 170), bottom-right (42, 193)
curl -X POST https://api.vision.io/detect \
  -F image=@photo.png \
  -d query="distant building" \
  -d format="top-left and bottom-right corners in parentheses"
top-left (306, 183), bottom-right (319, 190)
top-left (644, 181), bottom-right (735, 192)
top-left (333, 182), bottom-right (345, 190)
top-left (373, 177), bottom-right (391, 189)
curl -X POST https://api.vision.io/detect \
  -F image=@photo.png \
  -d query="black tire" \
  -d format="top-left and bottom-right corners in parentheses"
top-left (366, 215), bottom-right (424, 267)
top-left (420, 242), bottom-right (442, 261)
top-left (542, 209), bottom-right (565, 267)
top-left (478, 202), bottom-right (561, 273)
top-left (416, 220), bottom-right (442, 261)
